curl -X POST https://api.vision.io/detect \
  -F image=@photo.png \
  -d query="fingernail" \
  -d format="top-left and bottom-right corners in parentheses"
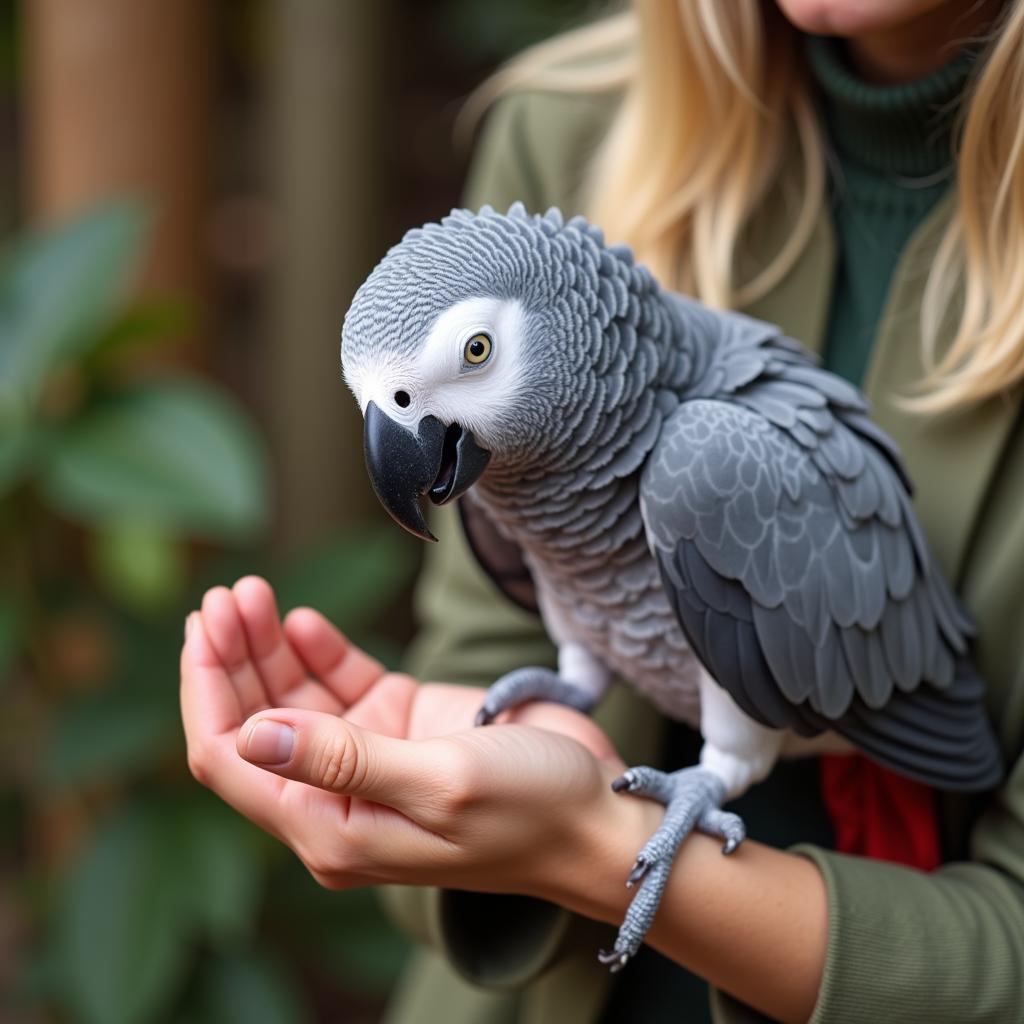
top-left (184, 613), bottom-right (195, 641)
top-left (245, 720), bottom-right (295, 765)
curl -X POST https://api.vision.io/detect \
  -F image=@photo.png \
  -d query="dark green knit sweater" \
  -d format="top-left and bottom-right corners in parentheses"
top-left (805, 36), bottom-right (973, 386)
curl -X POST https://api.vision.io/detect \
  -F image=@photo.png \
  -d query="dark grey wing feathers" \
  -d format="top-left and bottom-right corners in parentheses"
top-left (660, 544), bottom-right (815, 733)
top-left (840, 409), bottom-right (915, 493)
top-left (642, 335), bottom-right (1003, 791)
top-left (837, 663), bottom-right (999, 788)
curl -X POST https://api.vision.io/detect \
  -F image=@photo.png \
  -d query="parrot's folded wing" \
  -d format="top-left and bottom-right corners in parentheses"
top-left (458, 497), bottom-right (539, 613)
top-left (640, 394), bottom-right (1003, 792)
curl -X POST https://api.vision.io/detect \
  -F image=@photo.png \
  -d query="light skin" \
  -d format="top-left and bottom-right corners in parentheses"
top-left (181, 4), bottom-right (1005, 1021)
top-left (181, 576), bottom-right (827, 1024)
top-left (775, 0), bottom-right (1006, 82)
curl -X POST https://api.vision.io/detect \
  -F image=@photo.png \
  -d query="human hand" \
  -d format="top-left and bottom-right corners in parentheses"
top-left (180, 577), bottom-right (649, 899)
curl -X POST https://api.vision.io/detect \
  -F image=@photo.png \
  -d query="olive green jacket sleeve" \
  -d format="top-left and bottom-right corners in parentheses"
top-left (382, 87), bottom-right (1024, 1024)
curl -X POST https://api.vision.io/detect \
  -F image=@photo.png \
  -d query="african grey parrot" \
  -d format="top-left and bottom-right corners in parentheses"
top-left (340, 203), bottom-right (1003, 967)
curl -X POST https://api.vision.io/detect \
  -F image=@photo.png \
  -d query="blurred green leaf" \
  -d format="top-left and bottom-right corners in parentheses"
top-left (91, 521), bottom-right (186, 612)
top-left (175, 799), bottom-right (265, 946)
top-left (267, 873), bottom-right (410, 997)
top-left (86, 296), bottom-right (192, 370)
top-left (40, 378), bottom-right (269, 541)
top-left (195, 950), bottom-right (313, 1024)
top-left (47, 686), bottom-right (179, 790)
top-left (0, 417), bottom-right (34, 496)
top-left (274, 529), bottom-right (416, 632)
top-left (0, 204), bottom-right (147, 407)
top-left (0, 591), bottom-right (23, 687)
top-left (189, 546), bottom-right (272, 604)
top-left (59, 802), bottom-right (191, 1024)
top-left (114, 607), bottom-right (191, 683)
top-left (358, 632), bottom-right (405, 671)
top-left (14, 925), bottom-right (62, 1005)
top-left (315, 888), bottom-right (411, 994)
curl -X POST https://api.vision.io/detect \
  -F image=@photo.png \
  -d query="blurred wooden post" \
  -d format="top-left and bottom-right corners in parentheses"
top-left (20, 0), bottom-right (212, 868)
top-left (23, 0), bottom-right (211, 312)
top-left (267, 0), bottom-right (392, 547)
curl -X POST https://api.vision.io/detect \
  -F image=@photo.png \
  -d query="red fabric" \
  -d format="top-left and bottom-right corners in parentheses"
top-left (819, 754), bottom-right (942, 871)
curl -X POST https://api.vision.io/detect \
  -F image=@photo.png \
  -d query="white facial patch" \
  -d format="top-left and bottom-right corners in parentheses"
top-left (346, 297), bottom-right (528, 444)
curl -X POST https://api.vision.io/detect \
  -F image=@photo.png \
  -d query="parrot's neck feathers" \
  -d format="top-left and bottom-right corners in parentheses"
top-left (471, 291), bottom-right (705, 560)
top-left (468, 289), bottom-right (786, 567)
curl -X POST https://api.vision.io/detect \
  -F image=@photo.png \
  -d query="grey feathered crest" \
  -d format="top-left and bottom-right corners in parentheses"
top-left (342, 202), bottom-right (660, 367)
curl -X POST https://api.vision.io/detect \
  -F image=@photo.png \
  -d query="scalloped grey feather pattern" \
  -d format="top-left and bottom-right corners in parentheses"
top-left (342, 204), bottom-right (1003, 793)
top-left (641, 323), bottom-right (1001, 789)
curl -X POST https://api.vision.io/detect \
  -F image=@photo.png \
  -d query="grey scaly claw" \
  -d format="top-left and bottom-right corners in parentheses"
top-left (698, 805), bottom-right (746, 854)
top-left (600, 765), bottom-right (744, 970)
top-left (474, 666), bottom-right (599, 726)
top-left (598, 856), bottom-right (674, 970)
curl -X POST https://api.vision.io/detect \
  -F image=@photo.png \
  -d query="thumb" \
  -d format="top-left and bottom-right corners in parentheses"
top-left (238, 708), bottom-right (433, 811)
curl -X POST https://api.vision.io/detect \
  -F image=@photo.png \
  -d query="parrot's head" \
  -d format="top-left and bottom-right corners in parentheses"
top-left (341, 203), bottom-right (658, 541)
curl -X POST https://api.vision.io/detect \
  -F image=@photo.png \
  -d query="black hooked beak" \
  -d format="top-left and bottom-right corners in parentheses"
top-left (362, 400), bottom-right (491, 542)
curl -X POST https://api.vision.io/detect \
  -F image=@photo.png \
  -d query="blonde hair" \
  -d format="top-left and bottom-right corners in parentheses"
top-left (471, 1), bottom-right (1024, 413)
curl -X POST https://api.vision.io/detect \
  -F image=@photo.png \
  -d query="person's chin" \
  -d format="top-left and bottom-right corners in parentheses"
top-left (772, 0), bottom-right (943, 38)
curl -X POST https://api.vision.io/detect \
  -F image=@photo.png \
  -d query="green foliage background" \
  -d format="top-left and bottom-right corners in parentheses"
top-left (0, 2), bottom-right (604, 1019)
top-left (0, 207), bottom-right (418, 1024)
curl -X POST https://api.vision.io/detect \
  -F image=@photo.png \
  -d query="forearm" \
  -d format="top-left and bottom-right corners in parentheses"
top-left (542, 769), bottom-right (827, 1024)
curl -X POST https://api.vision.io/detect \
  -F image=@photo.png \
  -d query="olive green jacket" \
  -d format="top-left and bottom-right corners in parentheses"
top-left (381, 87), bottom-right (1024, 1023)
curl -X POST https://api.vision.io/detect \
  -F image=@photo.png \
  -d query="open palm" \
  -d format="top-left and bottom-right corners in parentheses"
top-left (180, 576), bottom-right (621, 889)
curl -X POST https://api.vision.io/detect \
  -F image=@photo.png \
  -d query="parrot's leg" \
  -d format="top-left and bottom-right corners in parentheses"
top-left (474, 667), bottom-right (596, 725)
top-left (475, 642), bottom-right (611, 725)
top-left (597, 672), bottom-right (783, 970)
top-left (597, 765), bottom-right (745, 971)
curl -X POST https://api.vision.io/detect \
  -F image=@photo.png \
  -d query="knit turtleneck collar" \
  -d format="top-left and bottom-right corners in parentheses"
top-left (804, 35), bottom-right (976, 182)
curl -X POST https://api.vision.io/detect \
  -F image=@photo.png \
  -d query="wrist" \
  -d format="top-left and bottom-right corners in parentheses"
top-left (537, 762), bottom-right (664, 922)
top-left (521, 761), bottom-right (828, 1024)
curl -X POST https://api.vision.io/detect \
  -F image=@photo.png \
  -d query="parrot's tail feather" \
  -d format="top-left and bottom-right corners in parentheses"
top-left (832, 658), bottom-right (1004, 793)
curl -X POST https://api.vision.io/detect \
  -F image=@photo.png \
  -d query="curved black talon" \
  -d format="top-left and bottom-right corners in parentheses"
top-left (597, 949), bottom-right (630, 972)
top-left (611, 771), bottom-right (636, 793)
top-left (626, 857), bottom-right (648, 888)
top-left (474, 707), bottom-right (496, 727)
top-left (723, 837), bottom-right (740, 855)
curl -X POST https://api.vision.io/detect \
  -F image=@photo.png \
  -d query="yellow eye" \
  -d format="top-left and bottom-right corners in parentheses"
top-left (464, 333), bottom-right (492, 365)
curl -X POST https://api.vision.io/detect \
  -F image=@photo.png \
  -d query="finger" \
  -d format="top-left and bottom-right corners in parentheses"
top-left (343, 673), bottom-right (418, 736)
top-left (233, 576), bottom-right (342, 714)
top-left (201, 586), bottom-right (270, 715)
top-left (237, 707), bottom-right (441, 814)
top-left (190, 729), bottom-right (290, 840)
top-left (282, 608), bottom-right (386, 706)
top-left (181, 614), bottom-right (290, 837)
top-left (180, 611), bottom-right (243, 737)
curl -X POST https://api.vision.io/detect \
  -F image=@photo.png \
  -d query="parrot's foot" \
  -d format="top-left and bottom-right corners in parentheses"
top-left (474, 667), bottom-right (599, 726)
top-left (597, 766), bottom-right (745, 971)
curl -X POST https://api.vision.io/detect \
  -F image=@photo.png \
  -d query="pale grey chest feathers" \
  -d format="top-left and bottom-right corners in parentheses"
top-left (526, 540), bottom-right (705, 726)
